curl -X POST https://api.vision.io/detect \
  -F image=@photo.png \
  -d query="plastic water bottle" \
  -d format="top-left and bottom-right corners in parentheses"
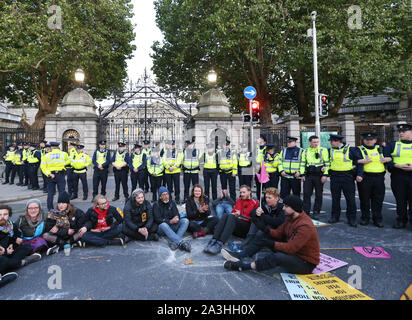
top-left (64, 244), bottom-right (71, 256)
top-left (230, 242), bottom-right (240, 252)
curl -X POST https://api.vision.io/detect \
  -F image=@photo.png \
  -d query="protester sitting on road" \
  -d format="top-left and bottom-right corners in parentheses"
top-left (15, 199), bottom-right (49, 254)
top-left (122, 188), bottom-right (159, 242)
top-left (0, 204), bottom-right (41, 287)
top-left (42, 192), bottom-right (86, 255)
top-left (153, 186), bottom-right (191, 252)
top-left (186, 184), bottom-right (219, 239)
top-left (81, 195), bottom-right (125, 247)
top-left (204, 185), bottom-right (259, 255)
top-left (239, 187), bottom-right (285, 250)
top-left (210, 189), bottom-right (236, 219)
top-left (223, 195), bottom-right (320, 275)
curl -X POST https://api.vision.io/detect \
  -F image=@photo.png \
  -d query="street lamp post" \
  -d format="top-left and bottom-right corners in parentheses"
top-left (311, 11), bottom-right (321, 138)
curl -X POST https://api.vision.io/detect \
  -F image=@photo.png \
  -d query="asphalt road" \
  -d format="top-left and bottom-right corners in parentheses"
top-left (1, 176), bottom-right (411, 300)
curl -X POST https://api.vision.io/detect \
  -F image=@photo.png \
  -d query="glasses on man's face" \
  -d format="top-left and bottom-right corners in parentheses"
top-left (28, 206), bottom-right (40, 211)
top-left (97, 201), bottom-right (108, 206)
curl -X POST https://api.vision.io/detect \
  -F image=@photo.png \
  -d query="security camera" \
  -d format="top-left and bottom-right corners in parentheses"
top-left (311, 11), bottom-right (317, 21)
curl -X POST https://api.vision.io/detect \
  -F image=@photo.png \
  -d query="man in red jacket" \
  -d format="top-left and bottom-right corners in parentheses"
top-left (204, 185), bottom-right (259, 255)
top-left (223, 195), bottom-right (320, 274)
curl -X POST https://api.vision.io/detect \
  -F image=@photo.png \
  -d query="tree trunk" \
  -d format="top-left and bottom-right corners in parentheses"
top-left (293, 70), bottom-right (312, 123)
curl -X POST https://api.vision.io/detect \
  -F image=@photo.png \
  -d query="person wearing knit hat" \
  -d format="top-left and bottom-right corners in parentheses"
top-left (13, 199), bottom-right (48, 254)
top-left (223, 194), bottom-right (320, 275)
top-left (152, 187), bottom-right (191, 252)
top-left (43, 191), bottom-right (86, 255)
top-left (122, 188), bottom-right (159, 242)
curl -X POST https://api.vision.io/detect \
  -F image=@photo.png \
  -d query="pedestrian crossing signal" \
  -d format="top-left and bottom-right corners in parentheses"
top-left (320, 94), bottom-right (328, 117)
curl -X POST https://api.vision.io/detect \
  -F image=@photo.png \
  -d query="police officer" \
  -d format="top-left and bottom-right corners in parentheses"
top-left (2, 144), bottom-right (15, 185)
top-left (129, 143), bottom-right (147, 192)
top-left (201, 142), bottom-right (219, 200)
top-left (66, 140), bottom-right (79, 197)
top-left (40, 142), bottom-right (70, 210)
top-left (142, 140), bottom-right (151, 192)
top-left (356, 132), bottom-right (389, 228)
top-left (278, 137), bottom-right (304, 199)
top-left (182, 139), bottom-right (201, 203)
top-left (256, 143), bottom-right (279, 201)
top-left (71, 144), bottom-right (92, 200)
top-left (256, 134), bottom-right (267, 162)
top-left (27, 143), bottom-right (41, 190)
top-left (11, 142), bottom-right (24, 186)
top-left (22, 142), bottom-right (30, 186)
top-left (39, 140), bottom-right (48, 192)
top-left (238, 143), bottom-right (253, 189)
top-left (218, 139), bottom-right (238, 201)
top-left (328, 134), bottom-right (362, 227)
top-left (301, 135), bottom-right (330, 219)
top-left (163, 140), bottom-right (183, 204)
top-left (111, 142), bottom-right (130, 201)
top-left (147, 147), bottom-right (164, 202)
top-left (384, 123), bottom-right (412, 229)
top-left (92, 140), bottom-right (111, 200)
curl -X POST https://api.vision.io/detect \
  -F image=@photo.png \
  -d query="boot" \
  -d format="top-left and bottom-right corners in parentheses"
top-left (204, 238), bottom-right (217, 253)
top-left (21, 253), bottom-right (42, 266)
top-left (178, 240), bottom-right (191, 252)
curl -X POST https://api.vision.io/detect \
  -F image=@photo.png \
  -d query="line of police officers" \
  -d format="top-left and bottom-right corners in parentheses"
top-left (2, 123), bottom-right (412, 229)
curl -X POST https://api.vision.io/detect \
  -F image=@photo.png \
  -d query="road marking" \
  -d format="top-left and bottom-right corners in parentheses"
top-left (220, 276), bottom-right (238, 295)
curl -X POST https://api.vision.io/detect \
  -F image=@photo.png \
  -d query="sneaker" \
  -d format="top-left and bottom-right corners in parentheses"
top-left (208, 240), bottom-right (223, 255)
top-left (178, 240), bottom-right (191, 252)
top-left (204, 238), bottom-right (217, 253)
top-left (108, 238), bottom-right (124, 246)
top-left (223, 260), bottom-right (243, 271)
top-left (0, 272), bottom-right (18, 288)
top-left (221, 248), bottom-right (244, 262)
top-left (168, 241), bottom-right (179, 251)
top-left (46, 245), bottom-right (60, 256)
top-left (21, 253), bottom-right (42, 266)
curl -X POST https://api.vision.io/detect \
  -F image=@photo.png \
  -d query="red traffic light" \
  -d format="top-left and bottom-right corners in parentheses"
top-left (321, 96), bottom-right (327, 103)
top-left (251, 100), bottom-right (260, 110)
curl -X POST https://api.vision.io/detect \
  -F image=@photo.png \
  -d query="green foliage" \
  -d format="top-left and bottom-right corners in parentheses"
top-left (152, 0), bottom-right (411, 123)
top-left (0, 0), bottom-right (136, 127)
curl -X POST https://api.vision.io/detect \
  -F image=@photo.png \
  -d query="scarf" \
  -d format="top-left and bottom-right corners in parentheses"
top-left (26, 213), bottom-right (43, 228)
top-left (94, 205), bottom-right (110, 230)
top-left (48, 209), bottom-right (70, 228)
top-left (0, 219), bottom-right (13, 237)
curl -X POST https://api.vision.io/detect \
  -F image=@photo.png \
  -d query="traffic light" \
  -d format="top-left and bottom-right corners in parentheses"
top-left (319, 94), bottom-right (328, 117)
top-left (251, 100), bottom-right (260, 122)
top-left (242, 112), bottom-right (251, 122)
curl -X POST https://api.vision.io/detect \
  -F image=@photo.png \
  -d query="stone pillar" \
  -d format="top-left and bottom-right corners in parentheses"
top-left (284, 115), bottom-right (301, 147)
top-left (338, 114), bottom-right (356, 146)
top-left (44, 88), bottom-right (98, 177)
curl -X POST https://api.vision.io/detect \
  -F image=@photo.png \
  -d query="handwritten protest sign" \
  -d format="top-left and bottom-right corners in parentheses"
top-left (296, 277), bottom-right (328, 300)
top-left (280, 273), bottom-right (311, 300)
top-left (313, 253), bottom-right (348, 274)
top-left (297, 273), bottom-right (373, 300)
top-left (353, 247), bottom-right (391, 259)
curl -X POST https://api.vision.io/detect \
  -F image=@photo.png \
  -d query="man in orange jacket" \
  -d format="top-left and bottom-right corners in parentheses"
top-left (222, 195), bottom-right (320, 274)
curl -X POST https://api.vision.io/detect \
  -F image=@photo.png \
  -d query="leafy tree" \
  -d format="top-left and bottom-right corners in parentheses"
top-left (0, 0), bottom-right (136, 129)
top-left (152, 0), bottom-right (411, 124)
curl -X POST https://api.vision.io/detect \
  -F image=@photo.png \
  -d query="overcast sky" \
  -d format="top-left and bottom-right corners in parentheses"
top-left (127, 0), bottom-right (163, 82)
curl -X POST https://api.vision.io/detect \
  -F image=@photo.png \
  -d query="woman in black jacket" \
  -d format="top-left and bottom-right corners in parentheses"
top-left (123, 189), bottom-right (158, 241)
top-left (42, 192), bottom-right (86, 255)
top-left (186, 184), bottom-right (219, 239)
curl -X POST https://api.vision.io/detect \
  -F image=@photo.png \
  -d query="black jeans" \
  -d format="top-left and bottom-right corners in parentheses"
top-left (255, 251), bottom-right (316, 274)
top-left (73, 172), bottom-right (88, 197)
top-left (220, 172), bottom-right (236, 201)
top-left (93, 169), bottom-right (108, 197)
top-left (0, 244), bottom-right (32, 274)
top-left (82, 225), bottom-right (122, 247)
top-left (4, 161), bottom-right (13, 183)
top-left (203, 169), bottom-right (218, 200)
top-left (303, 175), bottom-right (324, 214)
top-left (150, 175), bottom-right (163, 202)
top-left (122, 223), bottom-right (158, 241)
top-left (165, 173), bottom-right (180, 201)
top-left (280, 176), bottom-right (301, 199)
top-left (357, 174), bottom-right (385, 223)
top-left (213, 213), bottom-right (250, 244)
top-left (114, 168), bottom-right (129, 198)
top-left (330, 174), bottom-right (356, 222)
top-left (188, 216), bottom-right (219, 233)
top-left (183, 172), bottom-right (199, 201)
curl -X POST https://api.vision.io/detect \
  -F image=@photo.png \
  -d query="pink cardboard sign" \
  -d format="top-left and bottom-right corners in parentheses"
top-left (353, 246), bottom-right (391, 259)
top-left (313, 253), bottom-right (348, 274)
